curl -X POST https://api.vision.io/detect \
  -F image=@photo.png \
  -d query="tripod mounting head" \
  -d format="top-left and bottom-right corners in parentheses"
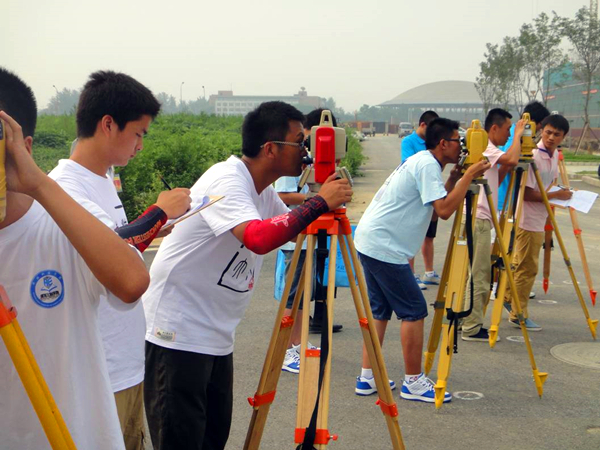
top-left (298, 110), bottom-right (352, 195)
top-left (520, 112), bottom-right (536, 160)
top-left (458, 119), bottom-right (487, 170)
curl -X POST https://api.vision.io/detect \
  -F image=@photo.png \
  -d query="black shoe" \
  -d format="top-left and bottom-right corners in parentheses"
top-left (309, 317), bottom-right (343, 333)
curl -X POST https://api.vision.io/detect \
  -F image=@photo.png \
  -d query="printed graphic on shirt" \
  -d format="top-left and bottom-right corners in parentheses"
top-left (153, 327), bottom-right (176, 342)
top-left (217, 244), bottom-right (256, 293)
top-left (30, 270), bottom-right (65, 308)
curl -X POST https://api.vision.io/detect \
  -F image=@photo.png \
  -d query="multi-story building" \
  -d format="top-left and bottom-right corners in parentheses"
top-left (209, 88), bottom-right (323, 116)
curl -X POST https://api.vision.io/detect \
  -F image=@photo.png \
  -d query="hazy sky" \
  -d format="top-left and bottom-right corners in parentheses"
top-left (2, 0), bottom-right (586, 112)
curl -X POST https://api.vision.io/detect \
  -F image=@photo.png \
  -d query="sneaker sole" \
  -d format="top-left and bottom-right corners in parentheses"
top-left (400, 392), bottom-right (451, 403)
top-left (509, 321), bottom-right (542, 332)
top-left (355, 388), bottom-right (376, 396)
top-left (282, 366), bottom-right (300, 374)
top-left (422, 281), bottom-right (440, 285)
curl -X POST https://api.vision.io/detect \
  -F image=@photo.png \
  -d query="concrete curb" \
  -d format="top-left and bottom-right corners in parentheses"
top-left (582, 175), bottom-right (600, 188)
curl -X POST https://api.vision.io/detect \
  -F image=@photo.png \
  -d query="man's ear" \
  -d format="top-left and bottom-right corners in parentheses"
top-left (24, 136), bottom-right (33, 155)
top-left (100, 115), bottom-right (115, 137)
top-left (263, 142), bottom-right (277, 160)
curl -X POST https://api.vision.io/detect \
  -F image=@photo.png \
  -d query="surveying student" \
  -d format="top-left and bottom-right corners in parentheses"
top-left (48, 70), bottom-right (191, 450)
top-left (277, 108), bottom-right (343, 374)
top-left (460, 109), bottom-right (525, 342)
top-left (503, 114), bottom-right (572, 331)
top-left (143, 101), bottom-right (352, 450)
top-left (400, 110), bottom-right (440, 290)
top-left (0, 69), bottom-right (149, 449)
top-left (354, 118), bottom-right (489, 402)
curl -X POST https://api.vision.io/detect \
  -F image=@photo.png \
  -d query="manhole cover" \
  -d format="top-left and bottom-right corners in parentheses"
top-left (506, 336), bottom-right (526, 343)
top-left (550, 342), bottom-right (600, 370)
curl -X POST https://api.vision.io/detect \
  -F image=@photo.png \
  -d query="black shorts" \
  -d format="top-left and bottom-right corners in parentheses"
top-left (144, 342), bottom-right (233, 450)
top-left (426, 219), bottom-right (438, 239)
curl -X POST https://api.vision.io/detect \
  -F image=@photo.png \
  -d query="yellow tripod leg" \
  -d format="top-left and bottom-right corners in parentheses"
top-left (0, 287), bottom-right (76, 450)
top-left (423, 212), bottom-right (461, 375)
top-left (484, 188), bottom-right (547, 397)
top-left (531, 164), bottom-right (598, 339)
top-left (339, 235), bottom-right (405, 450)
top-left (488, 216), bottom-right (513, 347)
top-left (244, 236), bottom-right (307, 450)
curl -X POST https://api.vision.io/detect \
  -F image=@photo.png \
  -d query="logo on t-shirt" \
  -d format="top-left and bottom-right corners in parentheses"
top-left (218, 244), bottom-right (256, 293)
top-left (30, 270), bottom-right (64, 308)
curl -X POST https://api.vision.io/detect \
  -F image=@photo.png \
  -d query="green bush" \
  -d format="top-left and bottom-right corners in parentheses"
top-left (340, 133), bottom-right (366, 177)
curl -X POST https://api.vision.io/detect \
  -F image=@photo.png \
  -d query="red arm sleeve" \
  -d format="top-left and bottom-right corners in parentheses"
top-left (116, 204), bottom-right (167, 253)
top-left (242, 195), bottom-right (329, 255)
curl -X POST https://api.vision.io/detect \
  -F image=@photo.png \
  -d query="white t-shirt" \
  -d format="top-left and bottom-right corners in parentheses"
top-left (274, 175), bottom-right (308, 251)
top-left (49, 159), bottom-right (145, 392)
top-left (144, 156), bottom-right (289, 355)
top-left (474, 141), bottom-right (505, 223)
top-left (355, 151), bottom-right (447, 265)
top-left (0, 201), bottom-right (125, 450)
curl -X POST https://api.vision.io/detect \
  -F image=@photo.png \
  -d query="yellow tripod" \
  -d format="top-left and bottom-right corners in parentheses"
top-left (424, 118), bottom-right (546, 409)
top-left (487, 143), bottom-right (598, 343)
top-left (557, 149), bottom-right (596, 306)
top-left (244, 209), bottom-right (404, 450)
top-left (0, 286), bottom-right (76, 449)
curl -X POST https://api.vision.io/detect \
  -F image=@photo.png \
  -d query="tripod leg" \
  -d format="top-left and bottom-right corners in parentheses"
top-left (338, 235), bottom-right (405, 450)
top-left (244, 235), bottom-right (307, 450)
top-left (0, 287), bottom-right (76, 449)
top-left (531, 165), bottom-right (598, 339)
top-left (424, 212), bottom-right (461, 375)
top-left (295, 235), bottom-right (337, 449)
top-left (558, 156), bottom-right (596, 305)
top-left (484, 188), bottom-right (547, 397)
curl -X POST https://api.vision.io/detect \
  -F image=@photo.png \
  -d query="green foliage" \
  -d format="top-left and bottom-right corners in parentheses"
top-left (30, 113), bottom-right (366, 218)
top-left (340, 133), bottom-right (366, 177)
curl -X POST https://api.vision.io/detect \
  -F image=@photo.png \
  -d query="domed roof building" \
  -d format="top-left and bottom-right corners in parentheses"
top-left (380, 80), bottom-right (484, 125)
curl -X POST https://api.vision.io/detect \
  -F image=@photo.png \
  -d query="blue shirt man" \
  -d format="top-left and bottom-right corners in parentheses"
top-left (401, 131), bottom-right (426, 163)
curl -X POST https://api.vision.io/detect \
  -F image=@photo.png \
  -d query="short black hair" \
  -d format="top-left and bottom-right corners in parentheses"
top-left (541, 114), bottom-right (570, 135)
top-left (305, 108), bottom-right (337, 129)
top-left (523, 101), bottom-right (550, 126)
top-left (425, 118), bottom-right (460, 149)
top-left (76, 70), bottom-right (161, 138)
top-left (242, 101), bottom-right (305, 158)
top-left (418, 110), bottom-right (439, 126)
top-left (484, 108), bottom-right (512, 132)
top-left (0, 67), bottom-right (37, 138)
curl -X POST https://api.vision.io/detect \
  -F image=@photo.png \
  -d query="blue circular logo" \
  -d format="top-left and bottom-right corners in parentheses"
top-left (30, 270), bottom-right (65, 308)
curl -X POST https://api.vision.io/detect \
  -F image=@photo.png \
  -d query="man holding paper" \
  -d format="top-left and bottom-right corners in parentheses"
top-left (503, 114), bottom-right (573, 331)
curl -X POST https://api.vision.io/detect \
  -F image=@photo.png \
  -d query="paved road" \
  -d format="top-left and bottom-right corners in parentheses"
top-left (144, 136), bottom-right (600, 450)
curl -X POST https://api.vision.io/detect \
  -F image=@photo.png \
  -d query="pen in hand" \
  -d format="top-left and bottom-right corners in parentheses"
top-left (158, 174), bottom-right (172, 191)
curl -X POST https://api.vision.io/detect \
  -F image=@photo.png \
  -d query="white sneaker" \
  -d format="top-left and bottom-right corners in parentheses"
top-left (400, 374), bottom-right (451, 403)
top-left (422, 271), bottom-right (441, 285)
top-left (282, 347), bottom-right (300, 373)
top-left (415, 275), bottom-right (427, 290)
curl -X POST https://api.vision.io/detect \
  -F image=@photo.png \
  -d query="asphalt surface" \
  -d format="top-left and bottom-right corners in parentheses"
top-left (143, 136), bottom-right (600, 450)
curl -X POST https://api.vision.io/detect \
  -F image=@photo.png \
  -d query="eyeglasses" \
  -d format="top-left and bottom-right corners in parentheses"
top-left (260, 141), bottom-right (307, 151)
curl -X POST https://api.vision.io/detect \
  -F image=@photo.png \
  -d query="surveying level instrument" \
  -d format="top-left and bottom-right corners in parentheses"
top-left (244, 114), bottom-right (404, 450)
top-left (424, 118), bottom-right (547, 409)
top-left (487, 112), bottom-right (598, 346)
top-left (0, 286), bottom-right (77, 449)
top-left (1, 119), bottom-right (7, 222)
top-left (298, 110), bottom-right (352, 195)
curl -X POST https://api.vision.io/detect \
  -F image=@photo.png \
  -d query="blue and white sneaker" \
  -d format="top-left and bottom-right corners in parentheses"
top-left (355, 376), bottom-right (396, 396)
top-left (415, 275), bottom-right (427, 290)
top-left (282, 347), bottom-right (300, 373)
top-left (422, 271), bottom-right (441, 285)
top-left (400, 374), bottom-right (451, 403)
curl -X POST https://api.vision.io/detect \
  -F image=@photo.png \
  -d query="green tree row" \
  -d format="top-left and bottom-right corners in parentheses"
top-left (32, 113), bottom-right (364, 219)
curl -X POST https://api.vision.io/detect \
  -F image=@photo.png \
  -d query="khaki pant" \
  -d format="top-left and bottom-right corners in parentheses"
top-left (114, 382), bottom-right (145, 450)
top-left (462, 219), bottom-right (492, 336)
top-left (504, 227), bottom-right (544, 320)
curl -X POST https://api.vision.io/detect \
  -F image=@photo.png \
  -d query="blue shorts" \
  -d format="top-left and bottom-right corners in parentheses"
top-left (358, 252), bottom-right (428, 321)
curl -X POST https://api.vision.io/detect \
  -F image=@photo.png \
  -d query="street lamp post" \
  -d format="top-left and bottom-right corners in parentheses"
top-left (202, 85), bottom-right (205, 99)
top-left (180, 81), bottom-right (185, 107)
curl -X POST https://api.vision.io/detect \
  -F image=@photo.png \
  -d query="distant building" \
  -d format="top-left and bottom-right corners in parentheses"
top-left (545, 64), bottom-right (600, 135)
top-left (379, 80), bottom-right (484, 126)
top-left (209, 87), bottom-right (323, 116)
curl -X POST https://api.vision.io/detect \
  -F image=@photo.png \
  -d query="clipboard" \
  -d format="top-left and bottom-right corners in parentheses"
top-left (162, 195), bottom-right (224, 230)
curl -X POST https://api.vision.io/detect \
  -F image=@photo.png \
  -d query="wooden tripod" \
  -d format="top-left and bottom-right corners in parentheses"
top-left (244, 208), bottom-right (405, 450)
